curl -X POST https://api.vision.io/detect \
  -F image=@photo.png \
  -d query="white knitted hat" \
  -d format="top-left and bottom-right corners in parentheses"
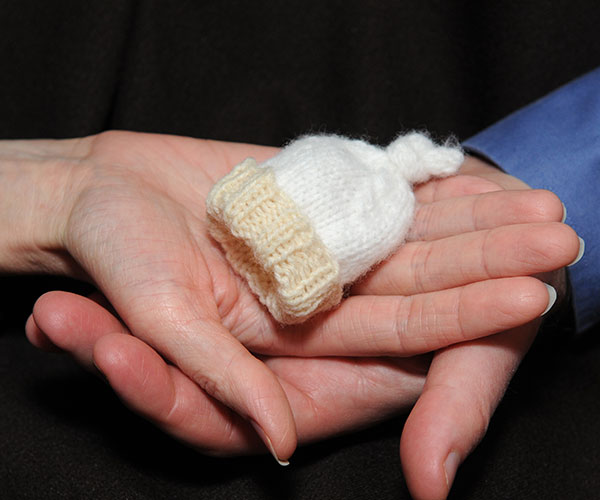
top-left (206, 132), bottom-right (463, 324)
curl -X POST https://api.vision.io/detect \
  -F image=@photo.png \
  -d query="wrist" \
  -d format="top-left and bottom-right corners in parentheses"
top-left (0, 145), bottom-right (87, 275)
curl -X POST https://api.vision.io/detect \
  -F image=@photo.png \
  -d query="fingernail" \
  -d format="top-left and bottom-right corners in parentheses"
top-left (541, 284), bottom-right (557, 316)
top-left (561, 203), bottom-right (567, 223)
top-left (250, 421), bottom-right (290, 466)
top-left (444, 451), bottom-right (460, 491)
top-left (568, 237), bottom-right (585, 267)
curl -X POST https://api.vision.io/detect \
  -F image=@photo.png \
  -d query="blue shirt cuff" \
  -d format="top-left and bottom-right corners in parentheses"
top-left (463, 67), bottom-right (600, 332)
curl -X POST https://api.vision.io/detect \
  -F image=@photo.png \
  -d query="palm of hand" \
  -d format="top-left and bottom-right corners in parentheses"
top-left (56, 131), bottom-right (429, 451)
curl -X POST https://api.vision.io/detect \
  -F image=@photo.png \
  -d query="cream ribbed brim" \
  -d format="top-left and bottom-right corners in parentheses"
top-left (206, 158), bottom-right (342, 324)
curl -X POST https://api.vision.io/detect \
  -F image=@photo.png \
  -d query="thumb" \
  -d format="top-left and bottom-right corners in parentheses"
top-left (102, 277), bottom-right (298, 464)
top-left (400, 323), bottom-right (538, 499)
top-left (138, 309), bottom-right (297, 465)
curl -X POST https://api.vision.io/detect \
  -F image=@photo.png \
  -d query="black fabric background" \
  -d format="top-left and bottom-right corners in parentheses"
top-left (1, 1), bottom-right (600, 498)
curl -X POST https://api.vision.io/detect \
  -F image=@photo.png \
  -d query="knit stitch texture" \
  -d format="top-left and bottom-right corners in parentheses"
top-left (206, 133), bottom-right (463, 324)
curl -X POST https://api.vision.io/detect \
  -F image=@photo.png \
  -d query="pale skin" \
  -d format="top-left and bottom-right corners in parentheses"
top-left (0, 131), bottom-right (581, 499)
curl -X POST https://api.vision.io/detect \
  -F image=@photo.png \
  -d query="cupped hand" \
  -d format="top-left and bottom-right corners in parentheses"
top-left (26, 161), bottom-right (573, 459)
top-left (18, 133), bottom-right (580, 486)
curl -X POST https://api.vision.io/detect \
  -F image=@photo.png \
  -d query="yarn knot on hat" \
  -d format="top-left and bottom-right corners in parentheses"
top-left (206, 132), bottom-right (463, 324)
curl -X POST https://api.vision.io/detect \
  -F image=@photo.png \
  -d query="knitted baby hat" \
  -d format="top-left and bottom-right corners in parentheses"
top-left (206, 132), bottom-right (463, 324)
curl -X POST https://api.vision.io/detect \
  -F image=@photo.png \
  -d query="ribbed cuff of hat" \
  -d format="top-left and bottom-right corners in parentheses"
top-left (206, 158), bottom-right (343, 324)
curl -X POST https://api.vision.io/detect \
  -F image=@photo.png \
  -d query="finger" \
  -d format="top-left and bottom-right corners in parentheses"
top-left (355, 222), bottom-right (580, 296)
top-left (116, 285), bottom-right (297, 464)
top-left (93, 333), bottom-right (263, 455)
top-left (30, 291), bottom-right (266, 454)
top-left (407, 189), bottom-right (565, 242)
top-left (30, 291), bottom-right (129, 367)
top-left (399, 323), bottom-right (538, 500)
top-left (253, 277), bottom-right (554, 357)
top-left (98, 349), bottom-right (427, 451)
top-left (414, 174), bottom-right (501, 204)
top-left (31, 291), bottom-right (427, 453)
top-left (25, 313), bottom-right (62, 352)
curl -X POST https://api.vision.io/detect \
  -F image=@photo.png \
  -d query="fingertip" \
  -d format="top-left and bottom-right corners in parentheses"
top-left (524, 189), bottom-right (565, 222)
top-left (248, 376), bottom-right (298, 463)
top-left (520, 221), bottom-right (582, 270)
top-left (497, 277), bottom-right (556, 324)
top-left (31, 291), bottom-right (70, 335)
top-left (25, 313), bottom-right (62, 352)
top-left (250, 420), bottom-right (291, 465)
top-left (33, 289), bottom-right (85, 312)
top-left (400, 395), bottom-right (457, 500)
top-left (401, 383), bottom-right (491, 500)
top-left (246, 376), bottom-right (298, 464)
top-left (458, 277), bottom-right (553, 338)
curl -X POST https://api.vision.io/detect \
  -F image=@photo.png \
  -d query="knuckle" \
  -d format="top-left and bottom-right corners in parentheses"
top-left (404, 295), bottom-right (460, 353)
top-left (391, 298), bottom-right (411, 353)
top-left (410, 242), bottom-right (434, 294)
top-left (452, 287), bottom-right (470, 342)
top-left (408, 204), bottom-right (431, 241)
top-left (478, 229), bottom-right (495, 278)
top-left (190, 370), bottom-right (222, 400)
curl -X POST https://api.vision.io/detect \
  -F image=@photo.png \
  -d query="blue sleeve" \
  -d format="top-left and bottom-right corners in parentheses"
top-left (463, 67), bottom-right (600, 333)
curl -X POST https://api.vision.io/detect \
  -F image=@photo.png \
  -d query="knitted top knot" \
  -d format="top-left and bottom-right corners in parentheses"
top-left (206, 132), bottom-right (463, 324)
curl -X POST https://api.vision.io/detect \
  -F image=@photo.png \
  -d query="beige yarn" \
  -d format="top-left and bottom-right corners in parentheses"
top-left (206, 158), bottom-right (342, 324)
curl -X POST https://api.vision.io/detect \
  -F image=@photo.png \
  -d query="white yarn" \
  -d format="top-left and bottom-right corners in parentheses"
top-left (260, 132), bottom-right (463, 284)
